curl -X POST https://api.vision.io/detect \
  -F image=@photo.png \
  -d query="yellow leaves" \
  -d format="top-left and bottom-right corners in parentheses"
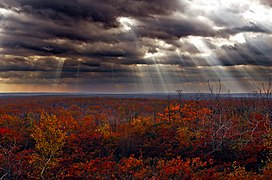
top-left (95, 123), bottom-right (112, 138)
top-left (177, 127), bottom-right (195, 148)
top-left (130, 117), bottom-right (152, 134)
top-left (30, 113), bottom-right (67, 178)
top-left (31, 113), bottom-right (66, 158)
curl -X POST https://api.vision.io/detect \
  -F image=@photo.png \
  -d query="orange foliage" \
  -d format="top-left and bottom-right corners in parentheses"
top-left (0, 96), bottom-right (271, 179)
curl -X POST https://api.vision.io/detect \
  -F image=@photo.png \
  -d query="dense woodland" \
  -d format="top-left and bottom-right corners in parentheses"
top-left (0, 91), bottom-right (272, 179)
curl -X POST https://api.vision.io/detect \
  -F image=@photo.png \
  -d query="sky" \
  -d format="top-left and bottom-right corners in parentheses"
top-left (0, 0), bottom-right (271, 93)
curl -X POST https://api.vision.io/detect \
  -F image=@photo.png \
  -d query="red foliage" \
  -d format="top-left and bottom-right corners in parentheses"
top-left (0, 96), bottom-right (271, 178)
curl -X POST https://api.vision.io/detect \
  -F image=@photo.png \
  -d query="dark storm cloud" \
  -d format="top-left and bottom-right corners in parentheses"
top-left (222, 25), bottom-right (270, 35)
top-left (1, 0), bottom-right (118, 27)
top-left (215, 33), bottom-right (272, 67)
top-left (0, 0), bottom-right (190, 47)
top-left (1, 39), bottom-right (70, 55)
top-left (135, 16), bottom-right (215, 40)
top-left (0, 0), bottom-right (213, 61)
top-left (0, 56), bottom-right (63, 72)
top-left (0, 0), bottom-right (271, 92)
top-left (1, 0), bottom-right (184, 27)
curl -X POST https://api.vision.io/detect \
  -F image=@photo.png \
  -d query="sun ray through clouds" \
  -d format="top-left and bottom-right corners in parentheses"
top-left (117, 16), bottom-right (146, 92)
top-left (54, 57), bottom-right (66, 90)
top-left (143, 52), bottom-right (169, 93)
top-left (142, 38), bottom-right (181, 93)
top-left (188, 35), bottom-right (246, 92)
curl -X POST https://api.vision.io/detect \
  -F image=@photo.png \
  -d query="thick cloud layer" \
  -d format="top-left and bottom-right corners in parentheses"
top-left (0, 0), bottom-right (271, 93)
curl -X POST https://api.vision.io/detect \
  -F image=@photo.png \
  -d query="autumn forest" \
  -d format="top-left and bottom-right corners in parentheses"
top-left (0, 90), bottom-right (272, 179)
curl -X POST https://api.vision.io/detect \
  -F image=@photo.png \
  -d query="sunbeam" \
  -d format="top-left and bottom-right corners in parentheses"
top-left (117, 16), bottom-right (150, 93)
top-left (54, 57), bottom-right (66, 88)
top-left (187, 35), bottom-right (246, 92)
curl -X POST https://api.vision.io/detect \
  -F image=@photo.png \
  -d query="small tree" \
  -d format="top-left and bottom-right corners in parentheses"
top-left (30, 113), bottom-right (66, 179)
